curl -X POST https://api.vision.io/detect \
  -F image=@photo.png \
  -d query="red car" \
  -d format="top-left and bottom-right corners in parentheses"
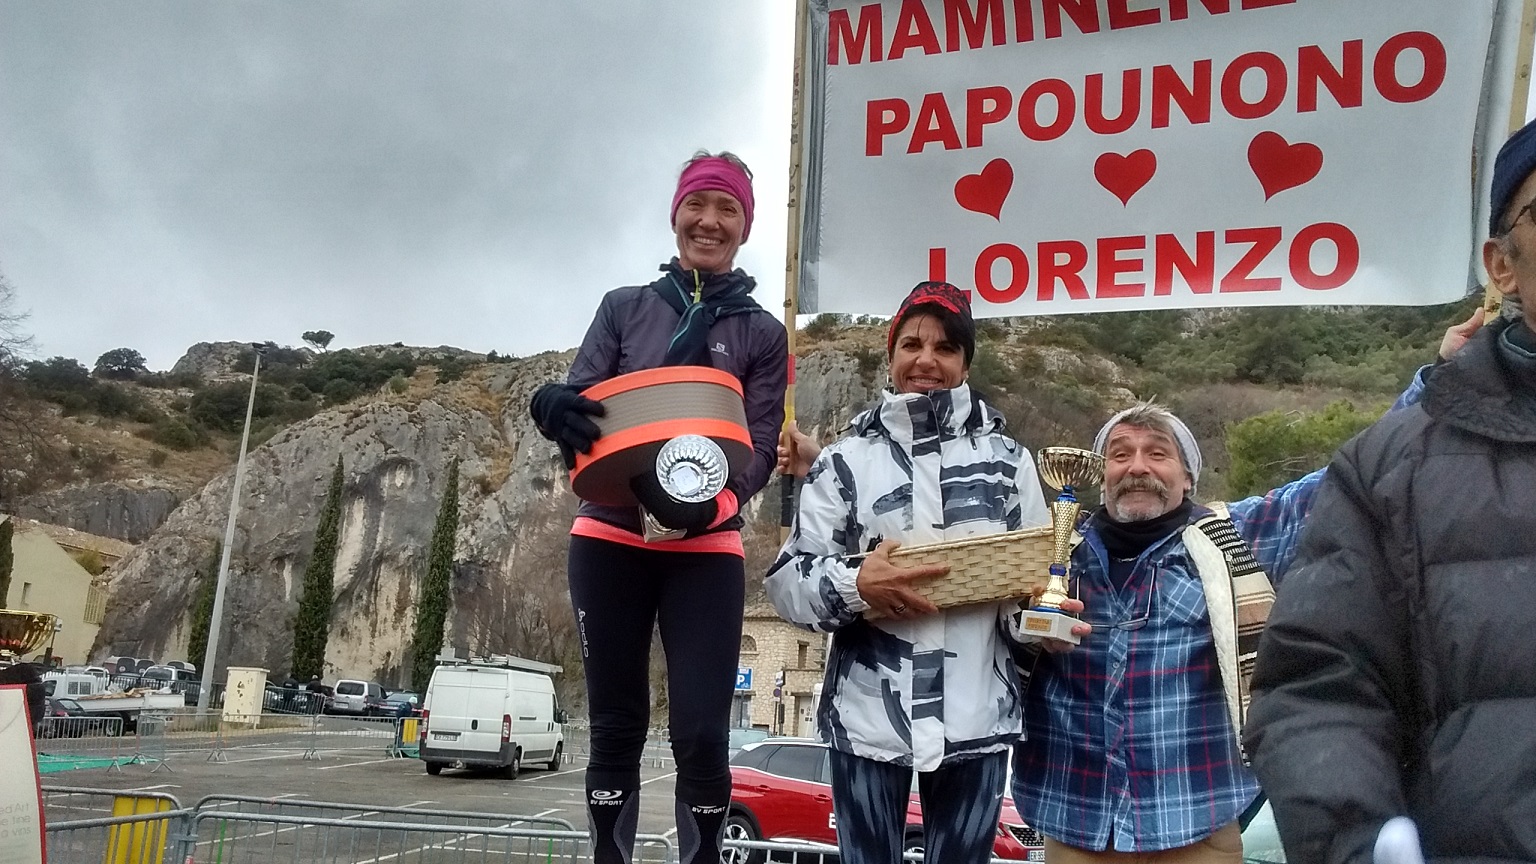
top-left (726, 738), bottom-right (1044, 862)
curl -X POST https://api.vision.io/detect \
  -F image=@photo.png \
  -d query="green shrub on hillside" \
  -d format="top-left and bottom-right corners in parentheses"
top-left (23, 356), bottom-right (92, 393)
top-left (322, 378), bottom-right (361, 405)
top-left (144, 418), bottom-right (206, 451)
top-left (803, 313), bottom-right (849, 341)
top-left (1225, 400), bottom-right (1384, 498)
top-left (435, 358), bottom-right (468, 384)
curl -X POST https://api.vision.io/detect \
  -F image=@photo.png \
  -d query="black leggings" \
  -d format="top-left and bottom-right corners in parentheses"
top-left (568, 535), bottom-right (745, 803)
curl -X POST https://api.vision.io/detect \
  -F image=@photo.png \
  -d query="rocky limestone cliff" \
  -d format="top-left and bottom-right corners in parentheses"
top-left (168, 341), bottom-right (271, 380)
top-left (14, 482), bottom-right (180, 543)
top-left (94, 355), bottom-right (569, 687)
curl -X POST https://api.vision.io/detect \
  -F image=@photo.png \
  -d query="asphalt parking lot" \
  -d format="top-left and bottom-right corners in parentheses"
top-left (43, 731), bottom-right (683, 840)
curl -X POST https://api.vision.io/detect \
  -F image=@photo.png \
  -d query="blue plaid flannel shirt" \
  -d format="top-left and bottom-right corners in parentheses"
top-left (1011, 368), bottom-right (1429, 852)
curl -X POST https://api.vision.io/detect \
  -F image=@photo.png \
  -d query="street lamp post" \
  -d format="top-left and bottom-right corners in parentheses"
top-left (196, 343), bottom-right (266, 713)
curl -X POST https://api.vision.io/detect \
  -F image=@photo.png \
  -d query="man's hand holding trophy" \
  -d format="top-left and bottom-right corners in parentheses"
top-left (1016, 446), bottom-right (1105, 649)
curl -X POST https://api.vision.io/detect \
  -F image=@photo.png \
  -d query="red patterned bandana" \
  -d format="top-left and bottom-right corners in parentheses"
top-left (887, 281), bottom-right (975, 359)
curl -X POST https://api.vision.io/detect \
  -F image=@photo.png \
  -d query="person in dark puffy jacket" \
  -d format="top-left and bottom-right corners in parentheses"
top-left (527, 151), bottom-right (788, 864)
top-left (1244, 118), bottom-right (1536, 864)
top-left (0, 661), bottom-right (47, 738)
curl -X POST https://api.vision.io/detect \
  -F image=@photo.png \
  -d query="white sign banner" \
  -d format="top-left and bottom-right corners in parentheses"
top-left (799, 0), bottom-right (1505, 316)
top-left (0, 686), bottom-right (44, 864)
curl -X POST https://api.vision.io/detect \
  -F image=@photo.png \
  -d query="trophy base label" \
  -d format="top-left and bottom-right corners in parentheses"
top-left (1018, 610), bottom-right (1081, 645)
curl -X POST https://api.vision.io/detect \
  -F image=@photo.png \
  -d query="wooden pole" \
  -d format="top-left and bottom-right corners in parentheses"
top-left (1487, 0), bottom-right (1536, 315)
top-left (780, 0), bottom-right (811, 542)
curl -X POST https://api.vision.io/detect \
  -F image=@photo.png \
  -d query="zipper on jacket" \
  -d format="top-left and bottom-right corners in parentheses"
top-left (692, 270), bottom-right (703, 303)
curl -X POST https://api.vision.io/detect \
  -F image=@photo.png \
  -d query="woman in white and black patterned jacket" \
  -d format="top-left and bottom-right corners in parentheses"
top-left (766, 282), bottom-right (1053, 864)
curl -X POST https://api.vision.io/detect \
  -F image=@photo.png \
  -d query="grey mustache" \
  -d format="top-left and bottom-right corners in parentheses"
top-left (1111, 476), bottom-right (1168, 497)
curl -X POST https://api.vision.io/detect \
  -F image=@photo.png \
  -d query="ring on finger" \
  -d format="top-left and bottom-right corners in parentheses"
top-left (892, 603), bottom-right (907, 614)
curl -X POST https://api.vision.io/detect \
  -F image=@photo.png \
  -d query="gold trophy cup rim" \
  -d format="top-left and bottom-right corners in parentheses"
top-left (1037, 446), bottom-right (1105, 491)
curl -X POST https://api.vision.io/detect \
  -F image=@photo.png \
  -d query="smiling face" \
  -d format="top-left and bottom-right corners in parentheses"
top-left (1101, 423), bottom-right (1190, 522)
top-left (889, 312), bottom-right (967, 394)
top-left (673, 189), bottom-right (745, 273)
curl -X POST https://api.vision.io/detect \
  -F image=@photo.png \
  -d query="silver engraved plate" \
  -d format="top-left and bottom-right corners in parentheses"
top-left (655, 435), bottom-right (728, 504)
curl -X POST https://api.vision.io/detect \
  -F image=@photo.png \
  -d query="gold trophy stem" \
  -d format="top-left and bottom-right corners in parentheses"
top-left (1034, 493), bottom-right (1080, 611)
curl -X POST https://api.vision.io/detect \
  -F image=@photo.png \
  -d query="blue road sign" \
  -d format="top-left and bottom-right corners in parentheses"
top-left (735, 667), bottom-right (753, 691)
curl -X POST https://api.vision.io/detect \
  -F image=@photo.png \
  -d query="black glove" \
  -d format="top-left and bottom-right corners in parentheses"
top-left (630, 470), bottom-right (718, 531)
top-left (530, 383), bottom-right (605, 469)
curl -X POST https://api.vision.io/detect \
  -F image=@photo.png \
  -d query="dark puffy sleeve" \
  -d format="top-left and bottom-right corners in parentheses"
top-left (730, 313), bottom-right (789, 503)
top-left (1243, 430), bottom-right (1420, 864)
top-left (566, 290), bottom-right (623, 391)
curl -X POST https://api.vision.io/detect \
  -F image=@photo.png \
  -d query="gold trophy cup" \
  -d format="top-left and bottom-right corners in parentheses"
top-left (1018, 447), bottom-right (1106, 645)
top-left (0, 609), bottom-right (58, 658)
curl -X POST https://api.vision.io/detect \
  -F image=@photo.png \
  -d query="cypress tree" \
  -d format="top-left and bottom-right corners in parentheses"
top-left (292, 456), bottom-right (344, 680)
top-left (186, 541), bottom-right (220, 669)
top-left (0, 519), bottom-right (12, 606)
top-left (411, 459), bottom-right (459, 691)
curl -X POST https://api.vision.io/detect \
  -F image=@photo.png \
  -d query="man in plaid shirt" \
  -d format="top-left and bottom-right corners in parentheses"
top-left (1009, 355), bottom-right (1461, 862)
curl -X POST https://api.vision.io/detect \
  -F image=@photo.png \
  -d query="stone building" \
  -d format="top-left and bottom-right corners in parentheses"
top-left (734, 604), bottom-right (827, 737)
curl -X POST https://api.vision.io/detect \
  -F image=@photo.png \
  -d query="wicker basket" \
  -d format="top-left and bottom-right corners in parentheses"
top-left (879, 526), bottom-right (1055, 615)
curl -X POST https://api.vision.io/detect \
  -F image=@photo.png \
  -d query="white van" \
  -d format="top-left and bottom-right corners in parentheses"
top-left (418, 662), bottom-right (564, 778)
top-left (329, 679), bottom-right (386, 715)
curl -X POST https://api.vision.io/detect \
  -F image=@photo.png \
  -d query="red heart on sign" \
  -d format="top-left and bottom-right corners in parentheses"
top-left (1094, 150), bottom-right (1157, 206)
top-left (1248, 131), bottom-right (1323, 200)
top-left (954, 158), bottom-right (1013, 220)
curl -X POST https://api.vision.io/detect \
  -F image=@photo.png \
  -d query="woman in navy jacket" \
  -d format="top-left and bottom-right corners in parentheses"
top-left (528, 151), bottom-right (788, 864)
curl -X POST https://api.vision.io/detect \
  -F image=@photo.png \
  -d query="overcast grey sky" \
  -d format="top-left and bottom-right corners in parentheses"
top-left (0, 3), bottom-right (794, 370)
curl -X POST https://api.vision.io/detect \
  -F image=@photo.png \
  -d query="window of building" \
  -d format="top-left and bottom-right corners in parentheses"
top-left (740, 635), bottom-right (757, 656)
top-left (20, 582), bottom-right (32, 605)
top-left (84, 587), bottom-right (107, 626)
top-left (797, 641), bottom-right (809, 668)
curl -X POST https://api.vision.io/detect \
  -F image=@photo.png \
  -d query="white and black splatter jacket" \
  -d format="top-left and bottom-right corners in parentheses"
top-left (765, 383), bottom-right (1050, 771)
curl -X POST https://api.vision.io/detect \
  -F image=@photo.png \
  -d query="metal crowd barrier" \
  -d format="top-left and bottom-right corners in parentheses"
top-left (562, 723), bottom-right (672, 768)
top-left (41, 785), bottom-right (184, 823)
top-left (42, 785), bottom-right (1036, 864)
top-left (35, 715), bottom-right (128, 771)
top-left (45, 807), bottom-right (195, 864)
top-left (305, 713), bottom-right (401, 760)
top-left (183, 811), bottom-right (677, 864)
top-left (190, 795), bottom-right (576, 831)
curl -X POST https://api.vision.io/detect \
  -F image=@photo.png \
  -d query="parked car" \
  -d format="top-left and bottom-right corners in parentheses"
top-left (138, 665), bottom-right (197, 695)
top-left (727, 727), bottom-right (770, 758)
top-left (382, 691), bottom-right (421, 718)
top-left (164, 660), bottom-right (198, 675)
top-left (726, 738), bottom-right (1044, 862)
top-left (264, 683), bottom-right (325, 715)
top-left (329, 679), bottom-right (387, 715)
top-left (103, 656), bottom-right (138, 676)
top-left (36, 698), bottom-right (118, 738)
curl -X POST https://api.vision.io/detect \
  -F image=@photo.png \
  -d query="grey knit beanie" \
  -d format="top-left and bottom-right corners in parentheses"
top-left (1092, 404), bottom-right (1202, 495)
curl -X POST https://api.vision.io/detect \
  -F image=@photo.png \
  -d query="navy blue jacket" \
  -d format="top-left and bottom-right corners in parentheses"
top-left (566, 265), bottom-right (788, 535)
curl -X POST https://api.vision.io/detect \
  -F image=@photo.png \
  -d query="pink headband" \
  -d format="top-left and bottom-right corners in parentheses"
top-left (670, 157), bottom-right (755, 242)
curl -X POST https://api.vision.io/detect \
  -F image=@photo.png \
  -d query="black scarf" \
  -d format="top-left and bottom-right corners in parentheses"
top-left (1497, 317), bottom-right (1536, 402)
top-left (652, 259), bottom-right (763, 366)
top-left (1094, 499), bottom-right (1195, 560)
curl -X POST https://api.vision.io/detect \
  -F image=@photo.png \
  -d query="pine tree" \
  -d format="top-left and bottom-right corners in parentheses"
top-left (186, 541), bottom-right (220, 669)
top-left (0, 519), bottom-right (13, 606)
top-left (292, 455), bottom-right (344, 680)
top-left (411, 459), bottom-right (459, 691)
